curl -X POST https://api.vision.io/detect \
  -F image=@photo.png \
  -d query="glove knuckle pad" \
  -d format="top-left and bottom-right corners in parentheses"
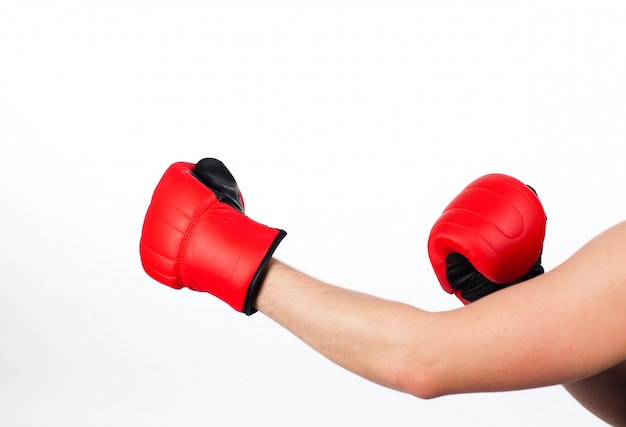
top-left (428, 173), bottom-right (546, 296)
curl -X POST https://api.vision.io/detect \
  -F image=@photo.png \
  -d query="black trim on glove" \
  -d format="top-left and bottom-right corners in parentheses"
top-left (446, 251), bottom-right (545, 302)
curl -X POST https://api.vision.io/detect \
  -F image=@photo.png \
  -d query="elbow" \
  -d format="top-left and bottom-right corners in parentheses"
top-left (377, 310), bottom-right (453, 400)
top-left (407, 387), bottom-right (442, 401)
top-left (386, 356), bottom-right (448, 400)
top-left (402, 375), bottom-right (446, 401)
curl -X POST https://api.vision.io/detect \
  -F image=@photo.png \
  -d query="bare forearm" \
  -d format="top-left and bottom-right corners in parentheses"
top-left (254, 222), bottom-right (626, 407)
top-left (255, 258), bottom-right (580, 398)
top-left (256, 259), bottom-right (441, 398)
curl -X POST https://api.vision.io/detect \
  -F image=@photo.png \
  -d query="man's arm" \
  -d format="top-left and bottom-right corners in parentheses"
top-left (140, 160), bottom-right (626, 425)
top-left (256, 222), bottom-right (626, 413)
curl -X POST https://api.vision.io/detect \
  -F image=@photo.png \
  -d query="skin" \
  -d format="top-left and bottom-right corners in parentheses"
top-left (255, 221), bottom-right (626, 426)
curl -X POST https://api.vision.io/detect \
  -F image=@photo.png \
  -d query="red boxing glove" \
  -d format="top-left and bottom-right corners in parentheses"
top-left (139, 158), bottom-right (287, 315)
top-left (427, 173), bottom-right (546, 304)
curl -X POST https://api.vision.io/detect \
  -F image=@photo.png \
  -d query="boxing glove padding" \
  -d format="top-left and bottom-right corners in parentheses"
top-left (139, 158), bottom-right (286, 315)
top-left (427, 173), bottom-right (546, 304)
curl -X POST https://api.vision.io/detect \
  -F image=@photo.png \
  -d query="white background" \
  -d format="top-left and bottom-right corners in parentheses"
top-left (1, 1), bottom-right (625, 426)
